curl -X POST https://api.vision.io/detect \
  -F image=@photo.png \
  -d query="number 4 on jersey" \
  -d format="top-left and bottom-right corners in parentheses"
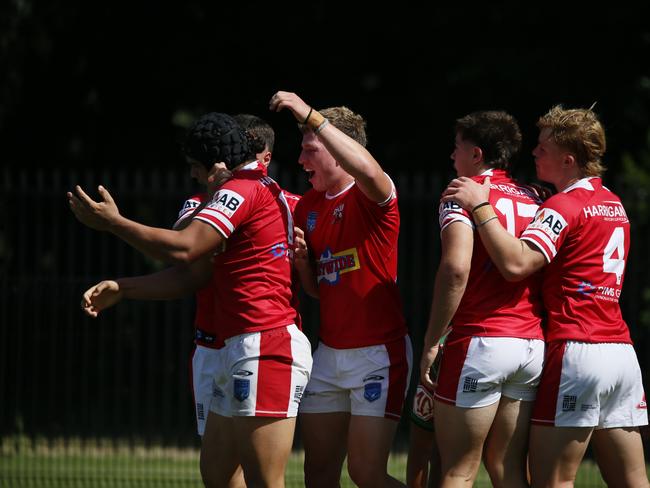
top-left (603, 227), bottom-right (625, 285)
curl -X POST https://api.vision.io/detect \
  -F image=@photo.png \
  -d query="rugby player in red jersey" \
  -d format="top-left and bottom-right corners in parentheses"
top-left (69, 112), bottom-right (312, 488)
top-left (421, 111), bottom-right (544, 487)
top-left (443, 106), bottom-right (648, 487)
top-left (271, 91), bottom-right (411, 488)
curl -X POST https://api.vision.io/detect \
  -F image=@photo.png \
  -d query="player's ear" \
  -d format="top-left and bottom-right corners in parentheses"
top-left (564, 153), bottom-right (576, 168)
top-left (473, 146), bottom-right (483, 164)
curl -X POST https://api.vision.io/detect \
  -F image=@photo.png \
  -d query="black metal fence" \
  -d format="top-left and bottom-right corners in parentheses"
top-left (1, 166), bottom-right (648, 486)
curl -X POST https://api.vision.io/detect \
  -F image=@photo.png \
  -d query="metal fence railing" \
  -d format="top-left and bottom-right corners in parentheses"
top-left (1, 167), bottom-right (648, 486)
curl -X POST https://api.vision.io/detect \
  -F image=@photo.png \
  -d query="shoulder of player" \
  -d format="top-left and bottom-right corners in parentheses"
top-left (537, 192), bottom-right (584, 222)
top-left (282, 190), bottom-right (302, 202)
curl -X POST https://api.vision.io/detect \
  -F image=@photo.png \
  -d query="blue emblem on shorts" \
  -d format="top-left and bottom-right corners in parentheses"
top-left (307, 211), bottom-right (318, 233)
top-left (234, 379), bottom-right (250, 402)
top-left (364, 382), bottom-right (382, 402)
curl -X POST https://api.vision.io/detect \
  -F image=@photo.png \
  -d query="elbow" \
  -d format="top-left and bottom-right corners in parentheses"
top-left (168, 249), bottom-right (195, 265)
top-left (305, 288), bottom-right (320, 299)
top-left (501, 262), bottom-right (530, 282)
top-left (439, 262), bottom-right (470, 289)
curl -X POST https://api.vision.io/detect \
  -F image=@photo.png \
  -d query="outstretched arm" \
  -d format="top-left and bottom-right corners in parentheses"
top-left (81, 257), bottom-right (213, 317)
top-left (442, 176), bottom-right (546, 281)
top-left (68, 185), bottom-right (223, 264)
top-left (420, 222), bottom-right (473, 389)
top-left (270, 91), bottom-right (393, 203)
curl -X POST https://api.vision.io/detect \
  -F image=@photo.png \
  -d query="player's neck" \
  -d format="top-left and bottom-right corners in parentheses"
top-left (326, 175), bottom-right (355, 196)
top-left (556, 171), bottom-right (586, 192)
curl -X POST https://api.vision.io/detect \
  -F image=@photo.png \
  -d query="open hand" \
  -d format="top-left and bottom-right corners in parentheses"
top-left (441, 176), bottom-right (491, 211)
top-left (67, 185), bottom-right (120, 231)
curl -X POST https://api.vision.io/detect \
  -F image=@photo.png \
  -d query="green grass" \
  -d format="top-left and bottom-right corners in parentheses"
top-left (0, 436), bottom-right (629, 487)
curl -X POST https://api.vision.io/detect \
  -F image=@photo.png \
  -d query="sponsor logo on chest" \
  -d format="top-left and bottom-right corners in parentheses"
top-left (317, 247), bottom-right (360, 284)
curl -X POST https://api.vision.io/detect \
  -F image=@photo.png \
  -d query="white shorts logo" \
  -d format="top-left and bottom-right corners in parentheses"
top-left (208, 189), bottom-right (245, 218)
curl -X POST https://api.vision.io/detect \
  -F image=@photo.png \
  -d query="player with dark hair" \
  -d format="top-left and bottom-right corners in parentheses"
top-left (174, 113), bottom-right (298, 486)
top-left (70, 112), bottom-right (312, 488)
top-left (421, 111), bottom-right (544, 487)
top-left (443, 105), bottom-right (648, 487)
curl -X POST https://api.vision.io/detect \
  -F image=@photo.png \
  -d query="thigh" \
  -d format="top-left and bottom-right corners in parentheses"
top-left (529, 424), bottom-right (592, 487)
top-left (434, 399), bottom-right (499, 480)
top-left (407, 421), bottom-right (436, 488)
top-left (233, 416), bottom-right (297, 488)
top-left (484, 397), bottom-right (534, 486)
top-left (300, 412), bottom-right (349, 487)
top-left (592, 427), bottom-right (649, 488)
top-left (201, 412), bottom-right (245, 488)
top-left (346, 415), bottom-right (402, 486)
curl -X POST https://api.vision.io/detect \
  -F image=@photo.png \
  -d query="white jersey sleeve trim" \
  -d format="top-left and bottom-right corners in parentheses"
top-left (377, 173), bottom-right (397, 207)
top-left (193, 216), bottom-right (229, 239)
top-left (198, 208), bottom-right (235, 233)
top-left (440, 214), bottom-right (474, 233)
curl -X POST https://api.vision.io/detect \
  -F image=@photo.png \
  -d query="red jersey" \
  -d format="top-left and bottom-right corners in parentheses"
top-left (175, 193), bottom-right (219, 348)
top-left (295, 179), bottom-right (407, 349)
top-left (283, 190), bottom-right (303, 331)
top-left (520, 177), bottom-right (632, 343)
top-left (440, 169), bottom-right (544, 339)
top-left (193, 162), bottom-right (295, 340)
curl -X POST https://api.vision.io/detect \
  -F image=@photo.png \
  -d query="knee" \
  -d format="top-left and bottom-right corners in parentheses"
top-left (347, 461), bottom-right (386, 488)
top-left (200, 457), bottom-right (245, 488)
top-left (483, 451), bottom-right (505, 485)
top-left (304, 461), bottom-right (341, 488)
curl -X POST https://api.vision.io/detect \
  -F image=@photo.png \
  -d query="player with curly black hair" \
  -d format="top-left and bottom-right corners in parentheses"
top-left (69, 112), bottom-right (312, 488)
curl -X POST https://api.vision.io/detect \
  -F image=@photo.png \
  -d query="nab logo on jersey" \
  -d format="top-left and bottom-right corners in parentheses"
top-left (528, 208), bottom-right (567, 242)
top-left (208, 189), bottom-right (245, 218)
top-left (439, 200), bottom-right (464, 219)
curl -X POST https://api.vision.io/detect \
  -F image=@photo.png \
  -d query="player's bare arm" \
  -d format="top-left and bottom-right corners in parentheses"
top-left (442, 176), bottom-right (547, 281)
top-left (293, 226), bottom-right (319, 298)
top-left (420, 221), bottom-right (473, 389)
top-left (82, 257), bottom-right (212, 318)
top-left (68, 185), bottom-right (224, 264)
top-left (269, 90), bottom-right (392, 203)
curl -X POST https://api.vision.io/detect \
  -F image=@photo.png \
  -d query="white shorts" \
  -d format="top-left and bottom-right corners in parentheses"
top-left (208, 324), bottom-right (312, 418)
top-left (299, 336), bottom-right (412, 420)
top-left (435, 334), bottom-right (545, 408)
top-left (191, 344), bottom-right (221, 435)
top-left (531, 341), bottom-right (648, 428)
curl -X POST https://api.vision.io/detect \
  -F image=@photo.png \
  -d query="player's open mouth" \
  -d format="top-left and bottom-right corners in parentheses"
top-left (305, 169), bottom-right (315, 180)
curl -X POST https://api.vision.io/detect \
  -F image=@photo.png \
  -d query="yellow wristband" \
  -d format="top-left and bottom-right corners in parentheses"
top-left (307, 110), bottom-right (325, 130)
top-left (472, 204), bottom-right (497, 224)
